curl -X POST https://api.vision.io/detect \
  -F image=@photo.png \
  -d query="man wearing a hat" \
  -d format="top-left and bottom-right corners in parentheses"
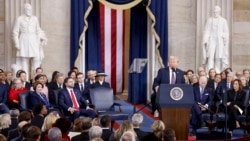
top-left (91, 72), bottom-right (110, 88)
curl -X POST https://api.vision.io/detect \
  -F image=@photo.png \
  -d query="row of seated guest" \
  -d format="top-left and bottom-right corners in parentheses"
top-left (0, 67), bottom-right (112, 120)
top-left (0, 107), bottom-right (175, 141)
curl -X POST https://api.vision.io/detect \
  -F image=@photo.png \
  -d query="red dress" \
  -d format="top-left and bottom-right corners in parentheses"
top-left (9, 87), bottom-right (27, 103)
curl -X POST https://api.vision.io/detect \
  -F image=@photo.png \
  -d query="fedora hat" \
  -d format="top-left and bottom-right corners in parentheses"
top-left (95, 72), bottom-right (107, 77)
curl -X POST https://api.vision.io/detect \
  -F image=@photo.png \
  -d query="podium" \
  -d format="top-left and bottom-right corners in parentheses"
top-left (156, 84), bottom-right (194, 140)
top-left (128, 58), bottom-right (147, 112)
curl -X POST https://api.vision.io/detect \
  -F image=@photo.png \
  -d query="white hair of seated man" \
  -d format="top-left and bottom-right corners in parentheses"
top-left (48, 127), bottom-right (62, 141)
top-left (89, 126), bottom-right (103, 140)
top-left (131, 113), bottom-right (143, 127)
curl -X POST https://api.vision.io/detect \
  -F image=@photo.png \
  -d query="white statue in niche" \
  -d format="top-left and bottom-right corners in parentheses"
top-left (202, 5), bottom-right (229, 73)
top-left (12, 3), bottom-right (47, 78)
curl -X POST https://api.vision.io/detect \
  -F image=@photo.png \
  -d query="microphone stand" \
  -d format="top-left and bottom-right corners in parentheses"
top-left (222, 88), bottom-right (229, 140)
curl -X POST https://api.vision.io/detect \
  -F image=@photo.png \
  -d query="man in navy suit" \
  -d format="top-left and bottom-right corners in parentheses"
top-left (74, 72), bottom-right (89, 101)
top-left (151, 56), bottom-right (185, 114)
top-left (0, 83), bottom-right (10, 114)
top-left (91, 72), bottom-right (111, 88)
top-left (191, 76), bottom-right (212, 134)
top-left (154, 56), bottom-right (185, 92)
top-left (59, 77), bottom-right (96, 121)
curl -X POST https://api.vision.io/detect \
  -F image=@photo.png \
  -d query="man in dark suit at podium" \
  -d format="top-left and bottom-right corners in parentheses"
top-left (191, 76), bottom-right (212, 135)
top-left (151, 56), bottom-right (185, 114)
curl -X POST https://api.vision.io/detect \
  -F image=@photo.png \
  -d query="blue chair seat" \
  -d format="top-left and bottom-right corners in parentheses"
top-left (99, 111), bottom-right (128, 121)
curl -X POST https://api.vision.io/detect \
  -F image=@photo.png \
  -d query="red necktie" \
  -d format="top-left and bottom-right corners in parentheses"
top-left (70, 90), bottom-right (79, 110)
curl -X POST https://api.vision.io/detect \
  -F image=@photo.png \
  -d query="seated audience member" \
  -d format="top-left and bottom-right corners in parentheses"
top-left (235, 70), bottom-right (243, 78)
top-left (30, 67), bottom-right (44, 85)
top-left (26, 126), bottom-right (41, 141)
top-left (92, 117), bottom-right (100, 126)
top-left (109, 120), bottom-right (138, 141)
top-left (71, 117), bottom-right (92, 141)
top-left (31, 103), bottom-right (47, 129)
top-left (48, 72), bottom-right (64, 105)
top-left (71, 66), bottom-right (79, 74)
top-left (17, 71), bottom-right (31, 90)
top-left (120, 131), bottom-right (136, 141)
top-left (100, 115), bottom-right (113, 141)
top-left (190, 76), bottom-right (212, 135)
top-left (75, 72), bottom-right (87, 97)
top-left (9, 109), bottom-right (20, 130)
top-left (131, 113), bottom-right (148, 141)
top-left (227, 79), bottom-right (246, 135)
top-left (0, 83), bottom-right (9, 114)
top-left (161, 128), bottom-right (176, 141)
top-left (89, 126), bottom-right (103, 140)
top-left (184, 69), bottom-right (194, 84)
top-left (29, 81), bottom-right (51, 109)
top-left (49, 71), bottom-right (60, 84)
top-left (190, 74), bottom-right (199, 87)
top-left (0, 134), bottom-right (7, 141)
top-left (240, 76), bottom-right (249, 90)
top-left (7, 111), bottom-right (32, 140)
top-left (0, 114), bottom-right (11, 137)
top-left (144, 120), bottom-right (165, 141)
top-left (30, 74), bottom-right (49, 99)
top-left (85, 69), bottom-right (96, 85)
top-left (9, 78), bottom-right (27, 108)
top-left (91, 72), bottom-right (111, 88)
top-left (68, 70), bottom-right (77, 81)
top-left (68, 118), bottom-right (82, 139)
top-left (48, 127), bottom-right (62, 141)
top-left (51, 118), bottom-right (71, 141)
top-left (59, 77), bottom-right (96, 121)
top-left (5, 70), bottom-right (13, 90)
top-left (9, 121), bottom-right (28, 141)
top-left (41, 111), bottom-right (60, 141)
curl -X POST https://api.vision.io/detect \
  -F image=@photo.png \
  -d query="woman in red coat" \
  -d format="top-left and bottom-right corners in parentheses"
top-left (9, 78), bottom-right (27, 108)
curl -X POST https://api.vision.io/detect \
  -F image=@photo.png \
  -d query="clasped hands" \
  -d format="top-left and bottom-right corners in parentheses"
top-left (68, 106), bottom-right (94, 114)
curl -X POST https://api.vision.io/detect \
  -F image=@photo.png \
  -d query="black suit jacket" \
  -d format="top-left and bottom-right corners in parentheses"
top-left (134, 128), bottom-right (149, 141)
top-left (74, 83), bottom-right (89, 100)
top-left (29, 92), bottom-right (50, 108)
top-left (227, 89), bottom-right (246, 109)
top-left (193, 86), bottom-right (212, 106)
top-left (154, 67), bottom-right (185, 89)
top-left (24, 82), bottom-right (31, 90)
top-left (0, 83), bottom-right (8, 103)
top-left (8, 128), bottom-right (19, 141)
top-left (91, 81), bottom-right (111, 89)
top-left (71, 132), bottom-right (89, 141)
top-left (31, 115), bottom-right (44, 129)
top-left (58, 88), bottom-right (88, 114)
top-left (102, 128), bottom-right (113, 141)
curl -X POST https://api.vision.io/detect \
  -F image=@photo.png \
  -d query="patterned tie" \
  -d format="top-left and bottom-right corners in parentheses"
top-left (70, 90), bottom-right (79, 110)
top-left (171, 69), bottom-right (176, 84)
top-left (40, 93), bottom-right (50, 107)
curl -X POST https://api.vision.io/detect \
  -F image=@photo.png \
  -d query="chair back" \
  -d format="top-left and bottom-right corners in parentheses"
top-left (243, 89), bottom-right (250, 107)
top-left (53, 89), bottom-right (62, 106)
top-left (89, 87), bottom-right (114, 111)
top-left (18, 91), bottom-right (31, 110)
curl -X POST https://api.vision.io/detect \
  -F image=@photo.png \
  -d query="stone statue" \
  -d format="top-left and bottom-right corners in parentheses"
top-left (12, 3), bottom-right (47, 78)
top-left (202, 6), bottom-right (229, 73)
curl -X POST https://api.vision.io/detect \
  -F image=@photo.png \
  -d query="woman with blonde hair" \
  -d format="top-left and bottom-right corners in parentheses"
top-left (144, 120), bottom-right (165, 141)
top-left (119, 130), bottom-right (136, 141)
top-left (109, 120), bottom-right (138, 141)
top-left (8, 78), bottom-right (27, 108)
top-left (0, 114), bottom-right (12, 137)
top-left (41, 111), bottom-right (60, 141)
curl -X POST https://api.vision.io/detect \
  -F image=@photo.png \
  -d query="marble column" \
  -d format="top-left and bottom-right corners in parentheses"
top-left (232, 0), bottom-right (250, 71)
